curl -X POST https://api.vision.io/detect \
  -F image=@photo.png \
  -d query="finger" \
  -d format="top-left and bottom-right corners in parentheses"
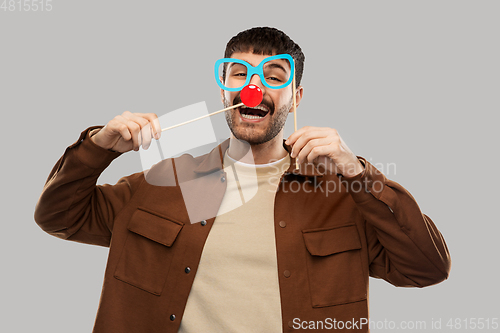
top-left (122, 113), bottom-right (151, 151)
top-left (136, 113), bottom-right (159, 150)
top-left (106, 117), bottom-right (132, 142)
top-left (306, 145), bottom-right (335, 164)
top-left (110, 117), bottom-right (140, 150)
top-left (140, 113), bottom-right (161, 140)
top-left (140, 123), bottom-right (152, 150)
top-left (290, 128), bottom-right (331, 158)
top-left (296, 138), bottom-right (332, 164)
top-left (285, 126), bottom-right (310, 146)
top-left (286, 126), bottom-right (330, 146)
top-left (153, 116), bottom-right (161, 140)
top-left (122, 112), bottom-right (150, 129)
top-left (125, 119), bottom-right (142, 151)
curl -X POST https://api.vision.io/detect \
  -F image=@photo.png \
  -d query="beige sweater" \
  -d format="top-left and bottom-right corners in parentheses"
top-left (179, 151), bottom-right (291, 333)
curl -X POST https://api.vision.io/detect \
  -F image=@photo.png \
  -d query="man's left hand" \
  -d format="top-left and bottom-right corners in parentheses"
top-left (286, 126), bottom-right (364, 178)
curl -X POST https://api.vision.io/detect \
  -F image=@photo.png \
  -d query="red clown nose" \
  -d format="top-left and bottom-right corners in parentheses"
top-left (240, 84), bottom-right (263, 107)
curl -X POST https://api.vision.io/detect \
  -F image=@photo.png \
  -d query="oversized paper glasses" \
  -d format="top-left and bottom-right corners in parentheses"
top-left (215, 54), bottom-right (295, 91)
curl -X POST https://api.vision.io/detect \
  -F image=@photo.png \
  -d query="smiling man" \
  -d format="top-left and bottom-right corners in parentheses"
top-left (35, 27), bottom-right (451, 332)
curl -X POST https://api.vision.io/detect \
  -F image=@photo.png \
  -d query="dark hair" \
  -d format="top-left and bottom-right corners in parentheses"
top-left (223, 27), bottom-right (305, 87)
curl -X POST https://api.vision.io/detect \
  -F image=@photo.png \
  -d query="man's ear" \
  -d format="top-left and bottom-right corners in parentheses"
top-left (289, 85), bottom-right (304, 113)
top-left (220, 88), bottom-right (227, 105)
top-left (219, 77), bottom-right (226, 105)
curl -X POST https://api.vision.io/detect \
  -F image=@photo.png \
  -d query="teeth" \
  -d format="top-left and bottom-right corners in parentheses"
top-left (241, 113), bottom-right (264, 120)
top-left (241, 105), bottom-right (268, 112)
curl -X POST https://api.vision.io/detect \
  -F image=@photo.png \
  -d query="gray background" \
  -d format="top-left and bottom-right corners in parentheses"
top-left (1, 0), bottom-right (498, 332)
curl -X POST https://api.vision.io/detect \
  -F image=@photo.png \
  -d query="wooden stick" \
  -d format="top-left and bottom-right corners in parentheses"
top-left (161, 103), bottom-right (244, 132)
top-left (292, 70), bottom-right (299, 170)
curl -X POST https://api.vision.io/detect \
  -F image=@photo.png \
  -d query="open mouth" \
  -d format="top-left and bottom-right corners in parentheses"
top-left (239, 105), bottom-right (270, 121)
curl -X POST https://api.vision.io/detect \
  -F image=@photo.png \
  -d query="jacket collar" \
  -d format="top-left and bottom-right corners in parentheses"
top-left (194, 138), bottom-right (324, 177)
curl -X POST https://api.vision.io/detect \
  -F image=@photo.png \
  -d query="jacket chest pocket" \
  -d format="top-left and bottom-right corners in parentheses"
top-left (302, 224), bottom-right (367, 308)
top-left (114, 208), bottom-right (183, 295)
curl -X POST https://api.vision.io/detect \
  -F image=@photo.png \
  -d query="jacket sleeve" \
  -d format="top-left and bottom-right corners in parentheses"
top-left (34, 126), bottom-right (145, 247)
top-left (343, 157), bottom-right (451, 287)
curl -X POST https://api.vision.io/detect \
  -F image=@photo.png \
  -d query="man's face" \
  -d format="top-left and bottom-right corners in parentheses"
top-left (221, 52), bottom-right (299, 145)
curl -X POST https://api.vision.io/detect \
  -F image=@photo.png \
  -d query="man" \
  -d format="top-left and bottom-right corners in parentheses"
top-left (35, 27), bottom-right (451, 332)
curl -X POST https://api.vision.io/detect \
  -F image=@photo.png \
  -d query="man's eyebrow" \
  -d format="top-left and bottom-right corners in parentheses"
top-left (227, 62), bottom-right (247, 70)
top-left (264, 62), bottom-right (288, 73)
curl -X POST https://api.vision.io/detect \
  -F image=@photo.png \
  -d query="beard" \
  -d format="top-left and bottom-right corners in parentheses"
top-left (223, 93), bottom-right (292, 145)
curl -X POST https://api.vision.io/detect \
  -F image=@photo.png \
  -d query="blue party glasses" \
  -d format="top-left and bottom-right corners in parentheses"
top-left (215, 54), bottom-right (295, 92)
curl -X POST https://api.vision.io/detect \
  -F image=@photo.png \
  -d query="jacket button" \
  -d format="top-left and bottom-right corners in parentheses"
top-left (201, 220), bottom-right (207, 226)
top-left (221, 175), bottom-right (226, 182)
top-left (185, 267), bottom-right (191, 274)
top-left (279, 221), bottom-right (286, 228)
top-left (170, 314), bottom-right (176, 321)
top-left (288, 321), bottom-right (294, 328)
top-left (284, 270), bottom-right (291, 278)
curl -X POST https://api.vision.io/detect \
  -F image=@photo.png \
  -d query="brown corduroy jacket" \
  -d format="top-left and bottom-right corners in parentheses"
top-left (34, 126), bottom-right (451, 332)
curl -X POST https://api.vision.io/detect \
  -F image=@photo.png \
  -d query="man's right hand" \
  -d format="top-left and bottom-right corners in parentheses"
top-left (91, 111), bottom-right (161, 153)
